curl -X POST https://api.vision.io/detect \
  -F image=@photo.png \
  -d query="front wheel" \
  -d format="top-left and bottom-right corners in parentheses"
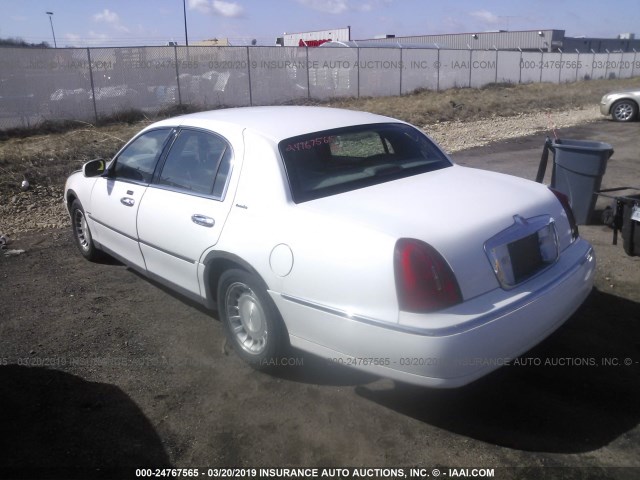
top-left (70, 199), bottom-right (101, 261)
top-left (217, 269), bottom-right (288, 370)
top-left (611, 99), bottom-right (638, 122)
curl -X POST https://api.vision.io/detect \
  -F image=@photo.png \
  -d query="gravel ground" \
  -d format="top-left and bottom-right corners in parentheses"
top-left (425, 106), bottom-right (601, 153)
top-left (0, 185), bottom-right (67, 237)
top-left (0, 106), bottom-right (602, 239)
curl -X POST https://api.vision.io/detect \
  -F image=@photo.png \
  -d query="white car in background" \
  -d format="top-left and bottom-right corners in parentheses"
top-left (64, 106), bottom-right (595, 388)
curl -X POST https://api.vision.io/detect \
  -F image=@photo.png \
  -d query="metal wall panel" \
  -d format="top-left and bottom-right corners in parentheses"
top-left (576, 53), bottom-right (594, 80)
top-left (619, 52), bottom-right (637, 79)
top-left (90, 47), bottom-right (176, 117)
top-left (496, 51), bottom-right (521, 83)
top-left (606, 53), bottom-right (623, 79)
top-left (176, 46), bottom-right (250, 107)
top-left (559, 53), bottom-right (579, 83)
top-left (307, 47), bottom-right (358, 99)
top-left (591, 53), bottom-right (609, 80)
top-left (540, 53), bottom-right (562, 84)
top-left (470, 50), bottom-right (498, 87)
top-left (438, 50), bottom-right (472, 90)
top-left (520, 52), bottom-right (543, 83)
top-left (248, 47), bottom-right (309, 105)
top-left (358, 48), bottom-right (402, 97)
top-left (400, 49), bottom-right (439, 93)
top-left (563, 37), bottom-right (640, 53)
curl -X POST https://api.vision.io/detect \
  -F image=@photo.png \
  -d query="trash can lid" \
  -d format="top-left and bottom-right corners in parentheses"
top-left (551, 139), bottom-right (613, 152)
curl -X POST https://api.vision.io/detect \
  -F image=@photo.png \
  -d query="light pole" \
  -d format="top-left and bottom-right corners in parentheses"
top-left (182, 0), bottom-right (189, 46)
top-left (46, 11), bottom-right (57, 48)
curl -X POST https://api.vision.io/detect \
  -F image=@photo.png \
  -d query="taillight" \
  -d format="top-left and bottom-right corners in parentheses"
top-left (394, 238), bottom-right (462, 313)
top-left (550, 188), bottom-right (579, 242)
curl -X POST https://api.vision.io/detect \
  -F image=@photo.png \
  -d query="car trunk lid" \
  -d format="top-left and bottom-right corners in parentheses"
top-left (300, 165), bottom-right (566, 300)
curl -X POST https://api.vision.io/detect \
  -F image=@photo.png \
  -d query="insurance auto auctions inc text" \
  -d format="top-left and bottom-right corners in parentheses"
top-left (255, 467), bottom-right (495, 477)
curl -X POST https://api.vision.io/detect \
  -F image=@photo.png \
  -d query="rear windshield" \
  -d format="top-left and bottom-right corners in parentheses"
top-left (279, 123), bottom-right (451, 203)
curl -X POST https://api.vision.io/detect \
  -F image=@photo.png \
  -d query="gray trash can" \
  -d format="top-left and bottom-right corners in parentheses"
top-left (548, 139), bottom-right (614, 224)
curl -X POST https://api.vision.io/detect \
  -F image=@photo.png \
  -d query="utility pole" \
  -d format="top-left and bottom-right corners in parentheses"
top-left (183, 0), bottom-right (189, 46)
top-left (46, 11), bottom-right (57, 48)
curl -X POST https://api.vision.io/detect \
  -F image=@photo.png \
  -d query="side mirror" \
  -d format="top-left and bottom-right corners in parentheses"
top-left (82, 158), bottom-right (106, 177)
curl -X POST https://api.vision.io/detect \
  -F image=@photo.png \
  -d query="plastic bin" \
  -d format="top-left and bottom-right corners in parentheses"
top-left (536, 138), bottom-right (614, 224)
top-left (548, 139), bottom-right (614, 224)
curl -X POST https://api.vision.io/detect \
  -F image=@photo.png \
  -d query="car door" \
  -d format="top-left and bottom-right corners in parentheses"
top-left (136, 128), bottom-right (235, 297)
top-left (89, 128), bottom-right (173, 270)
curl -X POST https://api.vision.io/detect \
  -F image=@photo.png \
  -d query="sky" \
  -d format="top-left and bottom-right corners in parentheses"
top-left (0, 0), bottom-right (639, 47)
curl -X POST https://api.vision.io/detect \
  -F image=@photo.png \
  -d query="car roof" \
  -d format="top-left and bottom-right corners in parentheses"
top-left (147, 106), bottom-right (404, 142)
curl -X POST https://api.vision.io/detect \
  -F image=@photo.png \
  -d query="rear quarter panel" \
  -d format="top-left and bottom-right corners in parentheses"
top-left (215, 130), bottom-right (400, 325)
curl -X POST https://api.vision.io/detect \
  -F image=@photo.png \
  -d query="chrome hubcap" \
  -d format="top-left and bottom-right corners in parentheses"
top-left (225, 282), bottom-right (268, 355)
top-left (74, 209), bottom-right (91, 252)
top-left (614, 103), bottom-right (633, 121)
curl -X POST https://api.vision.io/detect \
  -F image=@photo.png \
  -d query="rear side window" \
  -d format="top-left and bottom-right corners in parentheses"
top-left (279, 123), bottom-right (451, 203)
top-left (156, 129), bottom-right (230, 197)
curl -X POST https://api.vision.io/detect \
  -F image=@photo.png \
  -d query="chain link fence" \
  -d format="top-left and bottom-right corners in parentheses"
top-left (1, 45), bottom-right (639, 129)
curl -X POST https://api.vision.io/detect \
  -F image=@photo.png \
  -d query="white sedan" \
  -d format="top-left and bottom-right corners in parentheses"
top-left (64, 106), bottom-right (595, 388)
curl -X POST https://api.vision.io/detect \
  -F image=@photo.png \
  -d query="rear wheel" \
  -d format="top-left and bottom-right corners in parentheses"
top-left (217, 269), bottom-right (288, 370)
top-left (70, 199), bottom-right (101, 261)
top-left (611, 99), bottom-right (638, 122)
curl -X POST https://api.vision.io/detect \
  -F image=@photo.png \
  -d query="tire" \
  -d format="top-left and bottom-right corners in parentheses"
top-left (217, 269), bottom-right (288, 370)
top-left (611, 99), bottom-right (638, 122)
top-left (70, 199), bottom-right (101, 261)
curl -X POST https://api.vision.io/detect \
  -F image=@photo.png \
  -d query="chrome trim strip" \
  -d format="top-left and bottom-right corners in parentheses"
top-left (88, 215), bottom-right (137, 242)
top-left (279, 293), bottom-right (395, 330)
top-left (148, 183), bottom-right (225, 202)
top-left (138, 239), bottom-right (195, 264)
top-left (281, 246), bottom-right (594, 338)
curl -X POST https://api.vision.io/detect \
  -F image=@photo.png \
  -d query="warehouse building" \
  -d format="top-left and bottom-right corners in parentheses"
top-left (361, 30), bottom-right (640, 52)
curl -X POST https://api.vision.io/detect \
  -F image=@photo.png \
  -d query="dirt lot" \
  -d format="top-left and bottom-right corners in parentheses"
top-left (1, 116), bottom-right (640, 478)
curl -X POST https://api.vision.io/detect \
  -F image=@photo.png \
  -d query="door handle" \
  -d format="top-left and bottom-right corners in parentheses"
top-left (191, 214), bottom-right (215, 227)
top-left (120, 197), bottom-right (135, 207)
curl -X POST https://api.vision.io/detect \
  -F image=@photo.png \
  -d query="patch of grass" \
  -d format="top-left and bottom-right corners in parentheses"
top-left (0, 106), bottom-right (205, 143)
top-left (0, 122), bottom-right (146, 195)
top-left (157, 103), bottom-right (204, 118)
top-left (480, 82), bottom-right (518, 90)
top-left (0, 119), bottom-right (92, 142)
top-left (99, 108), bottom-right (147, 125)
top-left (324, 77), bottom-right (639, 126)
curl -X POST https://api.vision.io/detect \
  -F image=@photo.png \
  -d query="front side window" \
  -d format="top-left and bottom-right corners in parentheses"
top-left (157, 129), bottom-right (230, 197)
top-left (112, 128), bottom-right (172, 183)
top-left (279, 123), bottom-right (451, 203)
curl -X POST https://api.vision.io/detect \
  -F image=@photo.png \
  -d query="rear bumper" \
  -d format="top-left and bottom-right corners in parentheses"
top-left (276, 238), bottom-right (595, 388)
top-left (600, 101), bottom-right (611, 116)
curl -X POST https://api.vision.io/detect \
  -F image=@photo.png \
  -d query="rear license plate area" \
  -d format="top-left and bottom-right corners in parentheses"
top-left (508, 233), bottom-right (544, 283)
top-left (485, 216), bottom-right (559, 289)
